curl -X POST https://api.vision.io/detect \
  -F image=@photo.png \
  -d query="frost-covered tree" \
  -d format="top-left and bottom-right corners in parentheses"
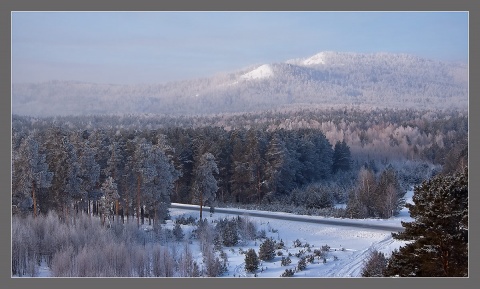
top-left (202, 245), bottom-right (224, 277)
top-left (79, 142), bottom-right (100, 214)
top-left (104, 141), bottom-right (123, 218)
top-left (384, 167), bottom-right (468, 277)
top-left (346, 167), bottom-right (375, 218)
top-left (374, 166), bottom-right (403, 218)
top-left (173, 223), bottom-right (184, 241)
top-left (12, 134), bottom-right (53, 217)
top-left (193, 152), bottom-right (219, 219)
top-left (361, 250), bottom-right (387, 277)
top-left (144, 136), bottom-right (181, 224)
top-left (132, 138), bottom-right (156, 226)
top-left (62, 138), bottom-right (83, 220)
top-left (99, 176), bottom-right (120, 226)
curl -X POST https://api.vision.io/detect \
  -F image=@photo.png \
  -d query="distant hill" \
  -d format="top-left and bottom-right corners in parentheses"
top-left (12, 51), bottom-right (468, 116)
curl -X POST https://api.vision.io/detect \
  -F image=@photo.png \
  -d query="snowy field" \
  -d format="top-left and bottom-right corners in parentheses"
top-left (32, 191), bottom-right (414, 278)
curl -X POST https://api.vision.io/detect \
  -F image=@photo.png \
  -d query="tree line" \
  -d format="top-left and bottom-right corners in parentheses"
top-left (13, 108), bottom-right (467, 222)
top-left (12, 121), bottom-right (354, 224)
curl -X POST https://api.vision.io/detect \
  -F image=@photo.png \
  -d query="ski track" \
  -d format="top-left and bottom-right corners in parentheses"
top-left (326, 235), bottom-right (395, 277)
top-left (233, 262), bottom-right (247, 277)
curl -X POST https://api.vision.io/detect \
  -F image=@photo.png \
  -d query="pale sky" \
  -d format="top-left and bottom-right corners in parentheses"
top-left (12, 11), bottom-right (468, 85)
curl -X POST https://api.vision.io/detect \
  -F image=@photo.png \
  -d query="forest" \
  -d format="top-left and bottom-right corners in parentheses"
top-left (12, 107), bottom-right (467, 222)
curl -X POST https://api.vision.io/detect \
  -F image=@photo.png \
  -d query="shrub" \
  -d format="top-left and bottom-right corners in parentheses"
top-left (281, 268), bottom-right (295, 277)
top-left (276, 239), bottom-right (285, 249)
top-left (297, 257), bottom-right (307, 271)
top-left (293, 239), bottom-right (302, 248)
top-left (173, 223), bottom-right (184, 241)
top-left (281, 256), bottom-right (291, 266)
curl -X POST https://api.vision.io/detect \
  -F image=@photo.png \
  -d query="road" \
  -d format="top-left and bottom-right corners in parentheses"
top-left (170, 203), bottom-right (404, 233)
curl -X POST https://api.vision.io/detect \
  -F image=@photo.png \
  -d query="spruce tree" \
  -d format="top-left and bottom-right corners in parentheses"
top-left (259, 238), bottom-right (276, 261)
top-left (332, 140), bottom-right (351, 174)
top-left (384, 167), bottom-right (468, 277)
top-left (244, 248), bottom-right (259, 273)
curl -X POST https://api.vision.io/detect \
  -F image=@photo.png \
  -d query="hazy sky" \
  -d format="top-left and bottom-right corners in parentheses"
top-left (12, 11), bottom-right (468, 85)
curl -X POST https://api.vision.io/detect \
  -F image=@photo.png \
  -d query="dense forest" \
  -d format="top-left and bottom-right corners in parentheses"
top-left (12, 107), bottom-right (467, 224)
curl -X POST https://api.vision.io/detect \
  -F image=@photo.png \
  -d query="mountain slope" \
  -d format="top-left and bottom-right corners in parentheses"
top-left (12, 52), bottom-right (468, 116)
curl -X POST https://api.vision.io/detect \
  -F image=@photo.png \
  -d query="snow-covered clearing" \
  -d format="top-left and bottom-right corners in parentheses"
top-left (166, 190), bottom-right (412, 278)
top-left (30, 191), bottom-right (414, 278)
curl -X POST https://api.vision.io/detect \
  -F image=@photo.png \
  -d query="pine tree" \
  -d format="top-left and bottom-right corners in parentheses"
top-left (43, 128), bottom-right (73, 215)
top-left (79, 141), bottom-right (100, 215)
top-left (146, 136), bottom-right (181, 224)
top-left (193, 152), bottom-right (219, 219)
top-left (384, 167), bottom-right (468, 277)
top-left (264, 133), bottom-right (292, 198)
top-left (104, 141), bottom-right (123, 219)
top-left (132, 138), bottom-right (155, 226)
top-left (229, 130), bottom-right (250, 203)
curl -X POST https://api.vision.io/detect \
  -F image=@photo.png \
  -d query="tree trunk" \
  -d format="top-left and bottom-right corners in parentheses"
top-left (136, 175), bottom-right (141, 227)
top-left (125, 193), bottom-right (129, 222)
top-left (115, 200), bottom-right (119, 223)
top-left (73, 201), bottom-right (77, 227)
top-left (200, 191), bottom-right (203, 220)
top-left (257, 169), bottom-right (261, 204)
top-left (32, 181), bottom-right (37, 218)
top-left (154, 207), bottom-right (157, 227)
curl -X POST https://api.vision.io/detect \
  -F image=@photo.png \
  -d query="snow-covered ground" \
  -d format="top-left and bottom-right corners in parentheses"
top-left (168, 190), bottom-right (414, 278)
top-left (33, 191), bottom-right (414, 278)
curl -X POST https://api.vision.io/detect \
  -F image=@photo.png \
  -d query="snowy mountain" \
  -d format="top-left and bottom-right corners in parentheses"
top-left (12, 51), bottom-right (468, 116)
top-left (240, 64), bottom-right (274, 80)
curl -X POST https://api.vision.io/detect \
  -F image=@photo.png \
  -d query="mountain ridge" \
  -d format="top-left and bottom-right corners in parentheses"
top-left (12, 51), bottom-right (468, 116)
